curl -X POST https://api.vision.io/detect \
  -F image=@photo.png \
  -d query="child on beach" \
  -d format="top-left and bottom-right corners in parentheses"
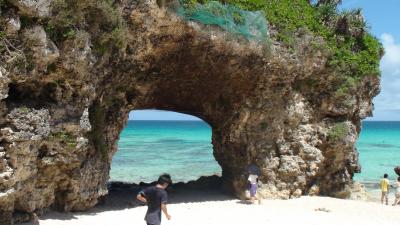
top-left (248, 173), bottom-right (261, 204)
top-left (393, 177), bottom-right (400, 206)
top-left (380, 173), bottom-right (390, 205)
top-left (137, 174), bottom-right (172, 225)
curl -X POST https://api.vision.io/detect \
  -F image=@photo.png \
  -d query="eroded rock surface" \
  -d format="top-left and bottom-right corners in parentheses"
top-left (8, 0), bottom-right (52, 18)
top-left (0, 0), bottom-right (381, 223)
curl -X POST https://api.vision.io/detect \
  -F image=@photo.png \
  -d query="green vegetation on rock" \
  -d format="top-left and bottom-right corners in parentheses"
top-left (179, 0), bottom-right (383, 94)
top-left (0, 0), bottom-right (4, 16)
top-left (48, 131), bottom-right (77, 148)
top-left (328, 122), bottom-right (348, 142)
top-left (17, 106), bottom-right (30, 114)
top-left (0, 31), bottom-right (5, 52)
top-left (260, 122), bottom-right (268, 130)
top-left (46, 0), bottom-right (127, 54)
top-left (89, 102), bottom-right (107, 160)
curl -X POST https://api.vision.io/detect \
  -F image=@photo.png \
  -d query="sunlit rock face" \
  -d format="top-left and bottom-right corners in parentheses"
top-left (0, 0), bottom-right (380, 223)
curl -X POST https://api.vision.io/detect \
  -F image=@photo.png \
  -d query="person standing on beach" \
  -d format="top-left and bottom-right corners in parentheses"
top-left (248, 173), bottom-right (261, 204)
top-left (137, 174), bottom-right (172, 225)
top-left (246, 164), bottom-right (262, 204)
top-left (380, 173), bottom-right (390, 205)
top-left (393, 177), bottom-right (400, 206)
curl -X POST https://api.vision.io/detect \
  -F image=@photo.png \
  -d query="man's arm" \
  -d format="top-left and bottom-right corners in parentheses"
top-left (161, 204), bottom-right (171, 220)
top-left (136, 193), bottom-right (147, 203)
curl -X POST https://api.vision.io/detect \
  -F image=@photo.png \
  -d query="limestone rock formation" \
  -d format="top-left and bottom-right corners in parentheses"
top-left (8, 0), bottom-right (52, 18)
top-left (0, 0), bottom-right (382, 224)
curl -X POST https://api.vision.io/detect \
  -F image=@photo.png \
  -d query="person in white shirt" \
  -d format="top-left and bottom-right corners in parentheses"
top-left (248, 174), bottom-right (261, 204)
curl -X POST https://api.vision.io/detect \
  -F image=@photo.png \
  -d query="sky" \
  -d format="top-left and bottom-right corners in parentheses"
top-left (340, 0), bottom-right (400, 121)
top-left (130, 0), bottom-right (400, 121)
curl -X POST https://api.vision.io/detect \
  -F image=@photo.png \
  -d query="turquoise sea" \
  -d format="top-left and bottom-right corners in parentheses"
top-left (110, 120), bottom-right (221, 183)
top-left (110, 121), bottom-right (400, 184)
top-left (354, 121), bottom-right (400, 182)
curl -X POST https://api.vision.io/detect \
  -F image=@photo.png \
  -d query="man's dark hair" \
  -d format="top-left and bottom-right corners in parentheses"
top-left (397, 176), bottom-right (400, 182)
top-left (384, 173), bottom-right (388, 178)
top-left (158, 173), bottom-right (172, 185)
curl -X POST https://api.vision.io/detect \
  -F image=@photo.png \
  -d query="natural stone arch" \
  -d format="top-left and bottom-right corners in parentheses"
top-left (110, 109), bottom-right (220, 183)
top-left (0, 0), bottom-right (381, 224)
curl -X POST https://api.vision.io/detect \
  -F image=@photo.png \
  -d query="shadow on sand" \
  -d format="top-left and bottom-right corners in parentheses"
top-left (19, 176), bottom-right (235, 224)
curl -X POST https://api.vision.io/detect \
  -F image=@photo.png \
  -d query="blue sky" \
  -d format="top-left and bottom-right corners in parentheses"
top-left (340, 0), bottom-right (400, 121)
top-left (131, 0), bottom-right (400, 121)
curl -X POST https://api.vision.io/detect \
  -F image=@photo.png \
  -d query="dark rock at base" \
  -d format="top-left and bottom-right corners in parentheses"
top-left (0, 210), bottom-right (13, 225)
top-left (107, 175), bottom-right (223, 193)
top-left (12, 211), bottom-right (32, 224)
top-left (394, 167), bottom-right (400, 176)
top-left (173, 175), bottom-right (223, 190)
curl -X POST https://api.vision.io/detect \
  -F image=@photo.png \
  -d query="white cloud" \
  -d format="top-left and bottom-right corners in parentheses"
top-left (369, 33), bottom-right (400, 120)
top-left (381, 33), bottom-right (400, 66)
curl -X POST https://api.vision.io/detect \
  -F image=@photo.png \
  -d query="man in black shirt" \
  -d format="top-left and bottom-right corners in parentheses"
top-left (137, 174), bottom-right (172, 225)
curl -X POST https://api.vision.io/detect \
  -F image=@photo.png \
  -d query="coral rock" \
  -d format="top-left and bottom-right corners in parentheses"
top-left (0, 0), bottom-right (382, 223)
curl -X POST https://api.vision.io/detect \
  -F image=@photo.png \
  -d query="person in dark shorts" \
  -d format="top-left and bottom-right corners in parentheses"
top-left (137, 174), bottom-right (172, 225)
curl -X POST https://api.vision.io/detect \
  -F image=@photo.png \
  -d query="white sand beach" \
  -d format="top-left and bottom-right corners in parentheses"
top-left (20, 189), bottom-right (400, 225)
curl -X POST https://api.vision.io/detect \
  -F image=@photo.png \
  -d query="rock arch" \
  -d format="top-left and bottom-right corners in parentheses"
top-left (0, 0), bottom-right (380, 223)
top-left (111, 110), bottom-right (220, 183)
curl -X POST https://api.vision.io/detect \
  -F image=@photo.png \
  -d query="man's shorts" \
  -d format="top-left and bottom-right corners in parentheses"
top-left (250, 183), bottom-right (257, 197)
top-left (382, 191), bottom-right (388, 198)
